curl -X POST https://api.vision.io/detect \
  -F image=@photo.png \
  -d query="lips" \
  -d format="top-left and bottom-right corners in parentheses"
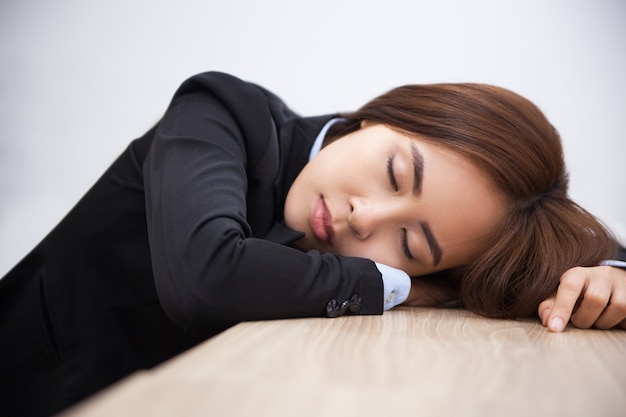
top-left (311, 197), bottom-right (334, 247)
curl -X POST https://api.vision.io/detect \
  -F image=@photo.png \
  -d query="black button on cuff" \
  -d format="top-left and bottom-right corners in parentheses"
top-left (325, 294), bottom-right (362, 318)
top-left (349, 295), bottom-right (362, 313)
top-left (326, 299), bottom-right (340, 318)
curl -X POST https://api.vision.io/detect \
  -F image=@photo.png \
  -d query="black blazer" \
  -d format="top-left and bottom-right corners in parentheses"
top-left (0, 72), bottom-right (383, 416)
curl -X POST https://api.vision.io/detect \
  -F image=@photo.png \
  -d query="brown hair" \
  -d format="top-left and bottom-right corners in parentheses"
top-left (327, 83), bottom-right (618, 318)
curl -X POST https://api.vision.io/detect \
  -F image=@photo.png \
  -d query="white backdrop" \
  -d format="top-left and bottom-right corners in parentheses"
top-left (1, 0), bottom-right (624, 276)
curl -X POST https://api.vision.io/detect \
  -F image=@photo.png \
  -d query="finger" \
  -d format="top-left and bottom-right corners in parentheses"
top-left (592, 283), bottom-right (626, 329)
top-left (546, 267), bottom-right (587, 332)
top-left (569, 273), bottom-right (612, 329)
top-left (537, 294), bottom-right (556, 326)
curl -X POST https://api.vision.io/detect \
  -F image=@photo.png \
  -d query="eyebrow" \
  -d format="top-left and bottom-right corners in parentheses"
top-left (409, 142), bottom-right (442, 267)
top-left (410, 143), bottom-right (424, 196)
top-left (420, 221), bottom-right (443, 267)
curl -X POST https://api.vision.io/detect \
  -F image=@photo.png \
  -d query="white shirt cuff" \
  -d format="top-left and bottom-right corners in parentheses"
top-left (375, 262), bottom-right (411, 311)
top-left (600, 259), bottom-right (626, 268)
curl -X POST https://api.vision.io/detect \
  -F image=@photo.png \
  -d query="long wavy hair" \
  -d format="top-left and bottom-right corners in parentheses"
top-left (326, 83), bottom-right (618, 318)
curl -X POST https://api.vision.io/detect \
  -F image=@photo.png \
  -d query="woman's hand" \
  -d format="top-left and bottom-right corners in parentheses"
top-left (538, 266), bottom-right (626, 332)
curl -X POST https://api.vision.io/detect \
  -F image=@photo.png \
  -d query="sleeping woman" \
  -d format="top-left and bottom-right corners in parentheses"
top-left (1, 71), bottom-right (624, 417)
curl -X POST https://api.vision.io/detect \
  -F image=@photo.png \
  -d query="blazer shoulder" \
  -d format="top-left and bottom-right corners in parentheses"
top-left (173, 71), bottom-right (298, 138)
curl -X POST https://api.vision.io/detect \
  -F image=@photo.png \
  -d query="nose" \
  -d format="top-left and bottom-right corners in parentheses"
top-left (348, 196), bottom-right (404, 240)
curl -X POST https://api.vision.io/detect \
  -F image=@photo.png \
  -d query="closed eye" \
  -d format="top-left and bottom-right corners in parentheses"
top-left (401, 228), bottom-right (414, 260)
top-left (387, 155), bottom-right (398, 192)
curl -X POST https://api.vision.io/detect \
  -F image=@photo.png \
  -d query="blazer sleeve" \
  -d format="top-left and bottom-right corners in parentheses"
top-left (143, 72), bottom-right (383, 333)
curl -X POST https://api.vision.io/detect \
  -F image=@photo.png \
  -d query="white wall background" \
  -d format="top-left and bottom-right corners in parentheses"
top-left (1, 0), bottom-right (624, 277)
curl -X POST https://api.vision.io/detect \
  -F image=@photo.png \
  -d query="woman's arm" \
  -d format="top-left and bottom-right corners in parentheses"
top-left (143, 73), bottom-right (383, 333)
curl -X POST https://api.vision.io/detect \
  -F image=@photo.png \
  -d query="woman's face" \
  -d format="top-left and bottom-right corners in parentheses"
top-left (284, 122), bottom-right (505, 277)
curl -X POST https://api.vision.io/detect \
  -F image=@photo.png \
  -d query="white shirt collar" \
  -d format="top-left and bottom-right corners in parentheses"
top-left (308, 118), bottom-right (343, 161)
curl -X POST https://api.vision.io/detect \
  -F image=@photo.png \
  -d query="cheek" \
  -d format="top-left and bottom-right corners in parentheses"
top-left (335, 239), bottom-right (400, 268)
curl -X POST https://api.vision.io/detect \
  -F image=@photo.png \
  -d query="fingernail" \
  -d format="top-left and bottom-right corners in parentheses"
top-left (549, 317), bottom-right (564, 332)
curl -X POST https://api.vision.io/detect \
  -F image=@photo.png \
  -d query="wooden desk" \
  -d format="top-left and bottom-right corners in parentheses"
top-left (62, 307), bottom-right (626, 417)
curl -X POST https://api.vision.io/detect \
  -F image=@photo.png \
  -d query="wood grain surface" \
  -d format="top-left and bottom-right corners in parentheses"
top-left (62, 307), bottom-right (626, 417)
